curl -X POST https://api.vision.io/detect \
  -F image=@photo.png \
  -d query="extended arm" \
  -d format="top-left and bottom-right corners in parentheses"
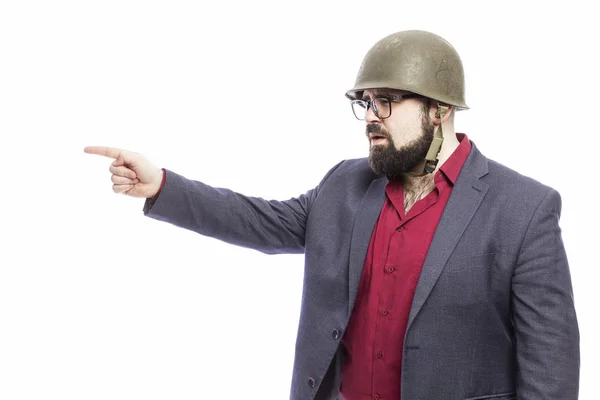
top-left (143, 162), bottom-right (343, 255)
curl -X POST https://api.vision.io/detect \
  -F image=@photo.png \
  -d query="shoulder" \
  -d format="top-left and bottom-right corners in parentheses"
top-left (314, 158), bottom-right (382, 198)
top-left (473, 145), bottom-right (561, 213)
top-left (487, 158), bottom-right (553, 189)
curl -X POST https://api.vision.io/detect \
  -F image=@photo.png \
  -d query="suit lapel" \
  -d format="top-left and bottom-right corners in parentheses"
top-left (405, 143), bottom-right (489, 332)
top-left (347, 176), bottom-right (387, 317)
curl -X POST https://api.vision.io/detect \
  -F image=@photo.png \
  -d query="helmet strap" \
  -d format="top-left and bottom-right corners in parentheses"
top-left (408, 103), bottom-right (448, 177)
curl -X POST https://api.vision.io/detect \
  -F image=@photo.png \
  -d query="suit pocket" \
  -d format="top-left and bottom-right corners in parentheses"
top-left (445, 252), bottom-right (496, 274)
top-left (464, 391), bottom-right (516, 400)
top-left (437, 252), bottom-right (498, 307)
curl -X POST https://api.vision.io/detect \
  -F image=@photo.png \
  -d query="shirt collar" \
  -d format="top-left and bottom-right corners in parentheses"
top-left (438, 133), bottom-right (471, 184)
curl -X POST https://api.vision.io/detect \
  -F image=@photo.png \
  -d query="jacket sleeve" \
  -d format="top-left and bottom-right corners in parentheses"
top-left (511, 188), bottom-right (580, 399)
top-left (142, 161), bottom-right (344, 255)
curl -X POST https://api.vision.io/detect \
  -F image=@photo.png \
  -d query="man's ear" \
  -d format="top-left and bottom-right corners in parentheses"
top-left (432, 104), bottom-right (452, 124)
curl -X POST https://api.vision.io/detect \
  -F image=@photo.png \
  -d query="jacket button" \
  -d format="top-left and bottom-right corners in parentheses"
top-left (307, 377), bottom-right (316, 388)
top-left (332, 329), bottom-right (341, 340)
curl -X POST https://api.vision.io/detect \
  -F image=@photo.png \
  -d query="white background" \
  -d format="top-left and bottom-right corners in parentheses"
top-left (1, 1), bottom-right (598, 399)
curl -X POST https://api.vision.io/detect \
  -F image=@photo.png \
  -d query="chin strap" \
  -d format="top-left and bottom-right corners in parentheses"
top-left (408, 103), bottom-right (448, 177)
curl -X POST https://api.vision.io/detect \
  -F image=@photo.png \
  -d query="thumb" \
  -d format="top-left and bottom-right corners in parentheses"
top-left (113, 154), bottom-right (125, 167)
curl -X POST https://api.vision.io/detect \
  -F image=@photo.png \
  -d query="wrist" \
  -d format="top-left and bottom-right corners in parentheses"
top-left (151, 168), bottom-right (166, 198)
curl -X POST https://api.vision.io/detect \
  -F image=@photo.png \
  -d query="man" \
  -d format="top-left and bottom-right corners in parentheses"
top-left (85, 30), bottom-right (580, 400)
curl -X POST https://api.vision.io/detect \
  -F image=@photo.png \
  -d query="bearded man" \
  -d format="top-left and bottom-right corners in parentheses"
top-left (85, 30), bottom-right (580, 400)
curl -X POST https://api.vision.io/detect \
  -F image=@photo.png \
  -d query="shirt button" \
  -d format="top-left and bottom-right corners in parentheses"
top-left (377, 351), bottom-right (384, 359)
top-left (396, 226), bottom-right (404, 232)
top-left (386, 266), bottom-right (395, 273)
top-left (307, 377), bottom-right (316, 388)
top-left (332, 329), bottom-right (341, 340)
top-left (374, 394), bottom-right (380, 400)
top-left (381, 309), bottom-right (388, 316)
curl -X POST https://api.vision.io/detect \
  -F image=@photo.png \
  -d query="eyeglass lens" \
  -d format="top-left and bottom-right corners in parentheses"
top-left (351, 98), bottom-right (392, 120)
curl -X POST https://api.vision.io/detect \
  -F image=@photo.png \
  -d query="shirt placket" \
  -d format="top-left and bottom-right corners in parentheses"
top-left (371, 211), bottom-right (405, 399)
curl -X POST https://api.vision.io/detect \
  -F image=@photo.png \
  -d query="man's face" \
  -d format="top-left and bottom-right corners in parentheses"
top-left (362, 89), bottom-right (434, 179)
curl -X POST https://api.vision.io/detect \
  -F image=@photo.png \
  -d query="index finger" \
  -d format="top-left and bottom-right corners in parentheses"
top-left (83, 146), bottom-right (123, 159)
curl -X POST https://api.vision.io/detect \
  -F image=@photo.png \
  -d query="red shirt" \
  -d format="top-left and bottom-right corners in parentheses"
top-left (340, 134), bottom-right (471, 400)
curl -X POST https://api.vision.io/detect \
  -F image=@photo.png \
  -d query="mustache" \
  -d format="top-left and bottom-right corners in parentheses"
top-left (366, 124), bottom-right (388, 138)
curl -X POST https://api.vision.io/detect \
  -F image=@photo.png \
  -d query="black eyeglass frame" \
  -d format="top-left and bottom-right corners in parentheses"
top-left (349, 93), bottom-right (425, 120)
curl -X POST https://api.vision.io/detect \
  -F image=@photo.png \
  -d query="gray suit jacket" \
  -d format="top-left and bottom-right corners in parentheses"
top-left (143, 141), bottom-right (579, 400)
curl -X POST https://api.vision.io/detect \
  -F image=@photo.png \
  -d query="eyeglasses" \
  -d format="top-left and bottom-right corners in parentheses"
top-left (349, 94), bottom-right (425, 120)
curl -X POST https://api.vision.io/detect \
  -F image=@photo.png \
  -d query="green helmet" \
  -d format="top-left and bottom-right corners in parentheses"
top-left (346, 30), bottom-right (468, 109)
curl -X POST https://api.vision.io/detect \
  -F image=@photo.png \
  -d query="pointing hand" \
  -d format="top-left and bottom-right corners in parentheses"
top-left (84, 146), bottom-right (164, 198)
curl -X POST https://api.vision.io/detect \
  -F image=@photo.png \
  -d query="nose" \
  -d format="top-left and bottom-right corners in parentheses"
top-left (365, 104), bottom-right (381, 123)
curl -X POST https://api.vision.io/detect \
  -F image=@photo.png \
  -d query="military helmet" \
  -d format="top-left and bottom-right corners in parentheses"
top-left (346, 30), bottom-right (468, 109)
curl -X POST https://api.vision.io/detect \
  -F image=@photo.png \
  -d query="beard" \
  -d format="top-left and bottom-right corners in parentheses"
top-left (367, 114), bottom-right (435, 179)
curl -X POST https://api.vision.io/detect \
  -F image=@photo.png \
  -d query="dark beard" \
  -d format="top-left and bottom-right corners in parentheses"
top-left (367, 115), bottom-right (434, 179)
